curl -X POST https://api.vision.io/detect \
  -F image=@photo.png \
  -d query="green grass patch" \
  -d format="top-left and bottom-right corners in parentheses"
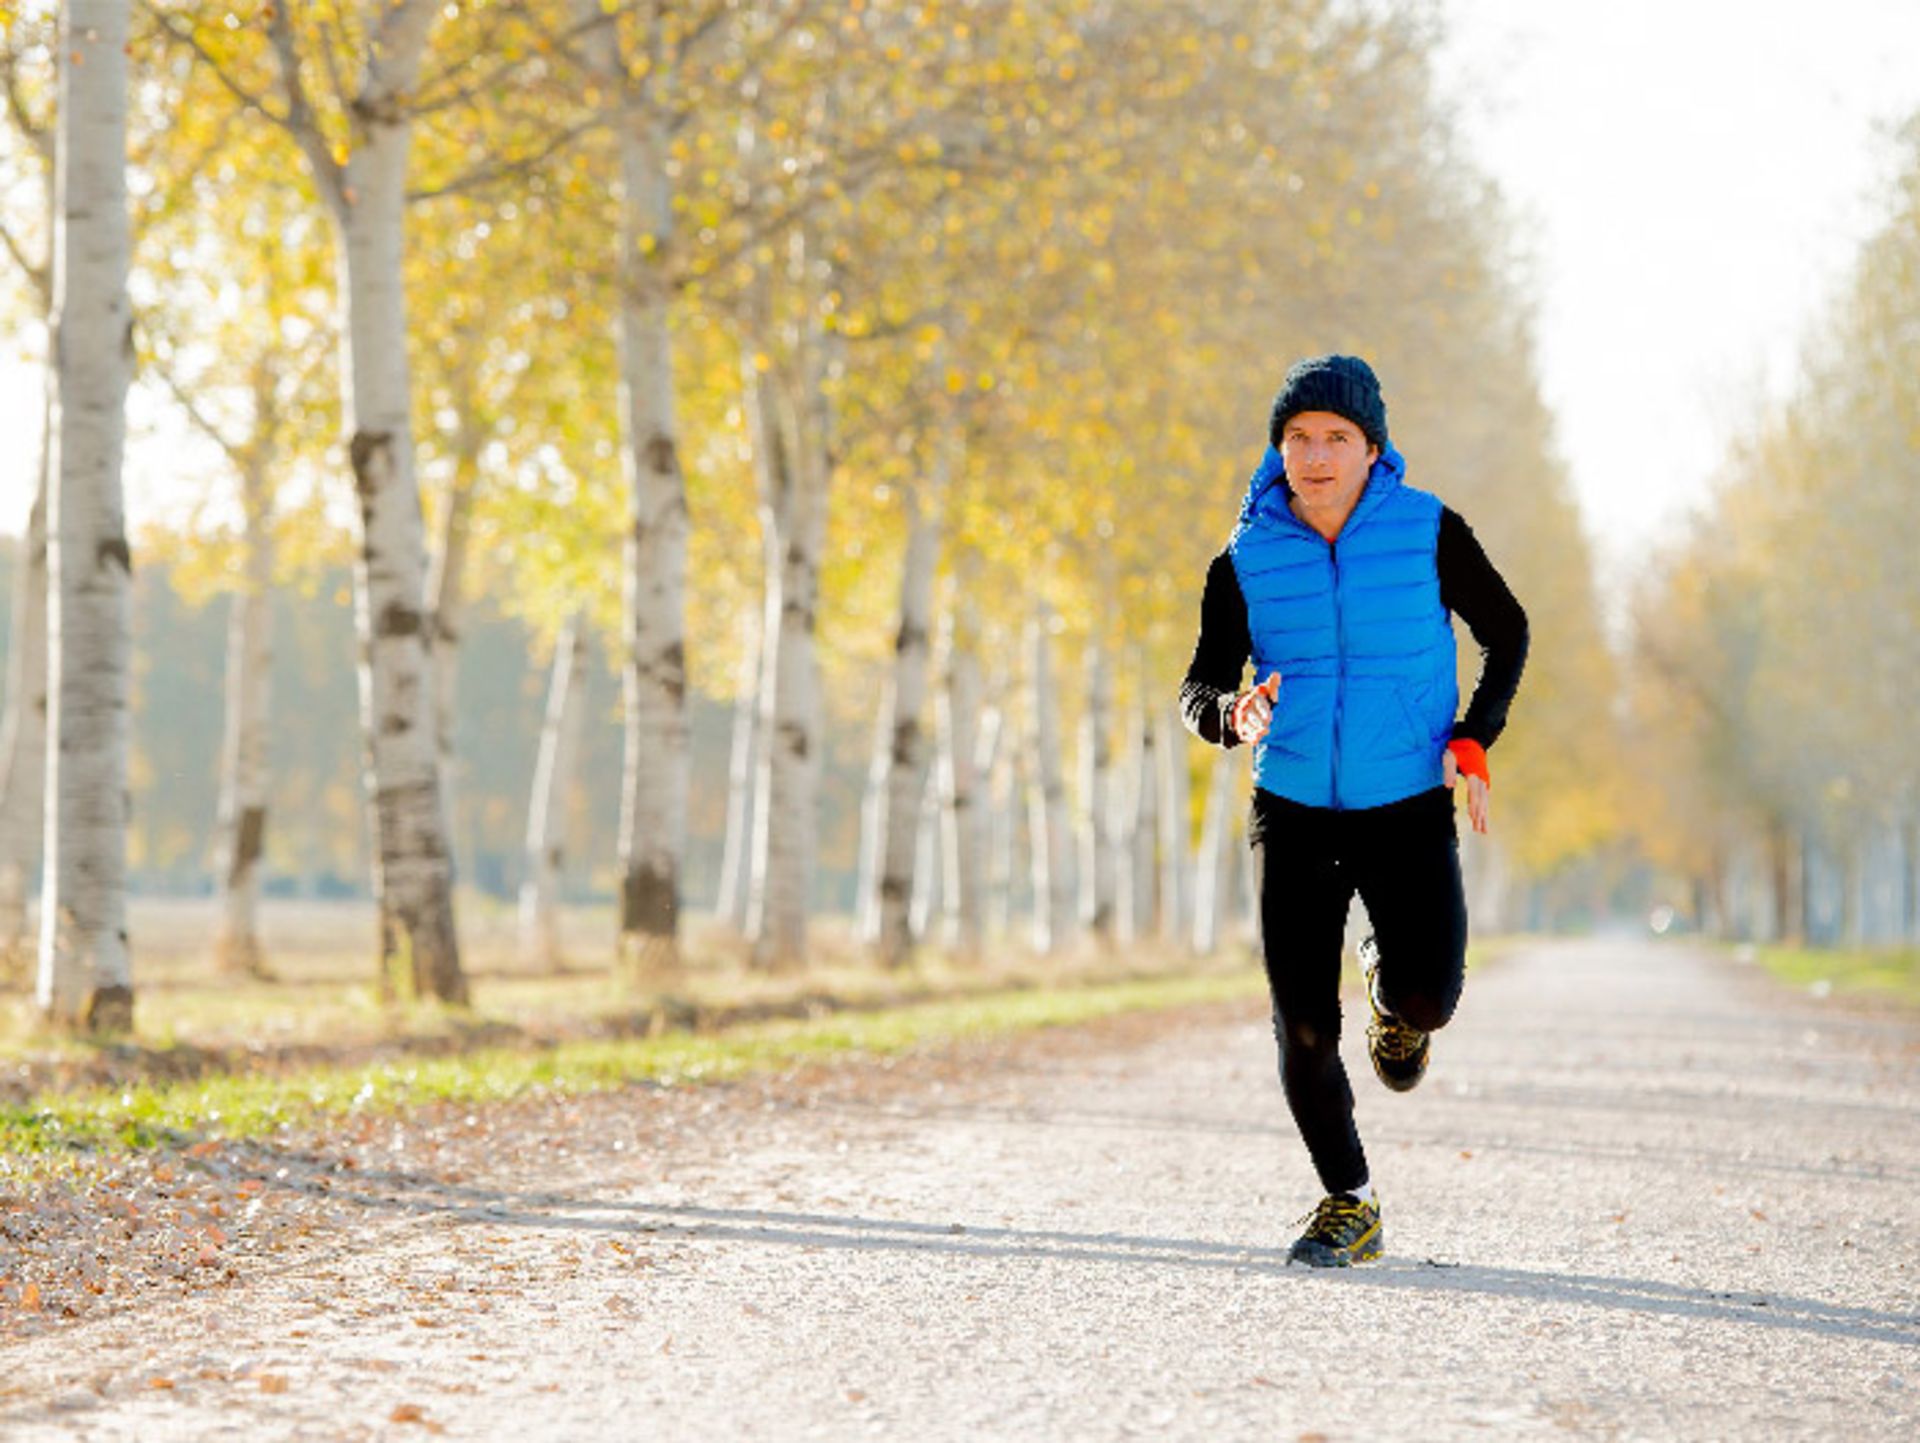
top-left (1752, 944), bottom-right (1920, 1005)
top-left (0, 971), bottom-right (1262, 1161)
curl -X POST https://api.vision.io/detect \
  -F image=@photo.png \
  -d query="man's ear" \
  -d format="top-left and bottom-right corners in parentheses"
top-left (1366, 444), bottom-right (1381, 466)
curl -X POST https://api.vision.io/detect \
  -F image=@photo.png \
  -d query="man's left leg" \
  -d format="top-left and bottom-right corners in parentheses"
top-left (1352, 787), bottom-right (1467, 1091)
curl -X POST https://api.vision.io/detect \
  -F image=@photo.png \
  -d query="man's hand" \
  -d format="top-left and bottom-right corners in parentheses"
top-left (1444, 739), bottom-right (1491, 834)
top-left (1231, 672), bottom-right (1281, 744)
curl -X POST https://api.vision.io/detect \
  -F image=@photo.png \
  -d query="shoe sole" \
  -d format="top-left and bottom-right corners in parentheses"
top-left (1369, 1046), bottom-right (1428, 1093)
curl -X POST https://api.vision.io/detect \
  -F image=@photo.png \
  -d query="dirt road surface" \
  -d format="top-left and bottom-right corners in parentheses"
top-left (4, 939), bottom-right (1916, 1440)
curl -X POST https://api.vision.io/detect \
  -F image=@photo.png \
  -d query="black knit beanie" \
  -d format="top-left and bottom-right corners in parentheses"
top-left (1268, 354), bottom-right (1388, 452)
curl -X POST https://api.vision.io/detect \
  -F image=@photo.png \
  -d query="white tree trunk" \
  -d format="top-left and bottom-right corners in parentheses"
top-left (426, 424), bottom-right (478, 871)
top-left (874, 481), bottom-right (941, 965)
top-left (745, 355), bottom-right (825, 970)
top-left (573, 10), bottom-right (690, 975)
top-left (38, 1), bottom-right (133, 1030)
top-left (939, 600), bottom-right (988, 959)
top-left (0, 468), bottom-right (49, 973)
top-left (1025, 607), bottom-right (1074, 953)
top-left (714, 605), bottom-right (761, 932)
top-left (987, 724), bottom-right (1016, 942)
top-left (212, 460), bottom-right (275, 977)
top-left (854, 683), bottom-right (890, 944)
top-left (273, 0), bottom-right (465, 1002)
top-left (1078, 639), bottom-right (1117, 939)
top-left (909, 761), bottom-right (943, 942)
top-left (1191, 747), bottom-right (1236, 955)
top-left (1156, 707), bottom-right (1191, 949)
top-left (519, 611), bottom-right (589, 970)
top-left (1120, 695), bottom-right (1158, 944)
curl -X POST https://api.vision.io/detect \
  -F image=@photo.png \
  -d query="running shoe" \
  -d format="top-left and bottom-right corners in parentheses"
top-left (1361, 933), bottom-right (1429, 1092)
top-left (1287, 1192), bottom-right (1383, 1267)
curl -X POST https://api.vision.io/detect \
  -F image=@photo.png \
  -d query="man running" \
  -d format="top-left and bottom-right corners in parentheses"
top-left (1180, 354), bottom-right (1528, 1266)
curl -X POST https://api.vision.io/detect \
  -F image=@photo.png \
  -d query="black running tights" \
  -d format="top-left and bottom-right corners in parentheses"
top-left (1248, 785), bottom-right (1467, 1196)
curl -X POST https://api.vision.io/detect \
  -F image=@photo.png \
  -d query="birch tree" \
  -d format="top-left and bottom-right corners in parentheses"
top-left (282, 0), bottom-right (465, 1001)
top-left (568, 0), bottom-right (690, 975)
top-left (743, 299), bottom-right (831, 970)
top-left (713, 607), bottom-right (761, 932)
top-left (0, 14), bottom-right (55, 973)
top-left (1077, 637), bottom-right (1117, 940)
top-left (871, 473), bottom-right (942, 966)
top-left (152, 0), bottom-right (620, 996)
top-left (1026, 605), bottom-right (1074, 953)
top-left (210, 445), bottom-right (273, 977)
top-left (1119, 692), bottom-right (1158, 944)
top-left (519, 611), bottom-right (590, 970)
top-left (938, 596), bottom-right (988, 959)
top-left (423, 346), bottom-right (485, 860)
top-left (1155, 708), bottom-right (1191, 949)
top-left (38, 0), bottom-right (133, 1030)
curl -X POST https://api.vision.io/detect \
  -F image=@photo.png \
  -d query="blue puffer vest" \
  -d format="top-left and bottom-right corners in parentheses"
top-left (1228, 444), bottom-right (1456, 810)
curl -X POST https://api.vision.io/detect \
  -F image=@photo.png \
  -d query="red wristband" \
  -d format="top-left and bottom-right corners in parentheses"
top-left (1447, 738), bottom-right (1489, 785)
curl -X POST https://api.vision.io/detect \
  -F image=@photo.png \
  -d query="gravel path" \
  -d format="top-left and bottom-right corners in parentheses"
top-left (3, 938), bottom-right (1916, 1441)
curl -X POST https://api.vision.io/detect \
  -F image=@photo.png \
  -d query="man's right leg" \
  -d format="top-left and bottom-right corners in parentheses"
top-left (1249, 793), bottom-right (1365, 1198)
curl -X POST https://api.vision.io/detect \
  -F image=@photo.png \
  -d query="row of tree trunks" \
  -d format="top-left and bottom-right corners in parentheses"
top-left (841, 582), bottom-right (1253, 960)
top-left (37, 1), bottom-right (133, 1029)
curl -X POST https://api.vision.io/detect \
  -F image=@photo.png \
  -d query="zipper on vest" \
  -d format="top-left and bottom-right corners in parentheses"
top-left (1329, 538), bottom-right (1345, 810)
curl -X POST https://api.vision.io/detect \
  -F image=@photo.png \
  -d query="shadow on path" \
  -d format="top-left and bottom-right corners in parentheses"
top-left (323, 1178), bottom-right (1920, 1350)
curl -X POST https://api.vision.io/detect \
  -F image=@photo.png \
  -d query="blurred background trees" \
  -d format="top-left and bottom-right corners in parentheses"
top-left (1628, 117), bottom-right (1920, 948)
top-left (13, 0), bottom-right (1908, 1031)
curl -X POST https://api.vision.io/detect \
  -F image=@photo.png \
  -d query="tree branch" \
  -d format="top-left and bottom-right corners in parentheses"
top-left (264, 2), bottom-right (347, 216)
top-left (0, 216), bottom-right (48, 311)
top-left (1, 45), bottom-right (54, 172)
top-left (146, 345), bottom-right (247, 468)
top-left (138, 2), bottom-right (295, 137)
top-left (406, 116), bottom-right (602, 204)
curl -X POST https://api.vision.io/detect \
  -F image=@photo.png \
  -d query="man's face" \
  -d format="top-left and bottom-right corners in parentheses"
top-left (1279, 411), bottom-right (1379, 518)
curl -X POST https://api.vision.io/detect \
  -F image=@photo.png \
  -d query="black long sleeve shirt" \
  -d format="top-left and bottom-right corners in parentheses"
top-left (1179, 507), bottom-right (1529, 753)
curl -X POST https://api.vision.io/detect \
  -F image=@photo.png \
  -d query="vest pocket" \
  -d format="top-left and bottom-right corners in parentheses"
top-left (1392, 683), bottom-right (1439, 754)
top-left (1262, 674), bottom-right (1326, 757)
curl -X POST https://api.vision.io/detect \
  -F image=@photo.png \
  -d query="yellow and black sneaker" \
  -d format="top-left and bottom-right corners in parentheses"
top-left (1361, 933), bottom-right (1429, 1093)
top-left (1287, 1192), bottom-right (1383, 1267)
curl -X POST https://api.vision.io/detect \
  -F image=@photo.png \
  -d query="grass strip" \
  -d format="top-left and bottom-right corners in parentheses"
top-left (1751, 944), bottom-right (1920, 1006)
top-left (0, 971), bottom-right (1263, 1160)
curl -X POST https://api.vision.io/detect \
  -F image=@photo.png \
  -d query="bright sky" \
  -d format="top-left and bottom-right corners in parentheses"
top-left (1436, 0), bottom-right (1920, 588)
top-left (5, 1), bottom-right (1920, 585)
